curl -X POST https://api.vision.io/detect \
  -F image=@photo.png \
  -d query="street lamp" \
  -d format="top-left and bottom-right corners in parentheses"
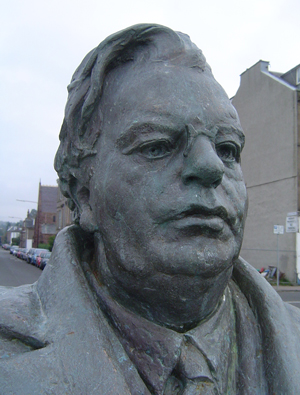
top-left (16, 200), bottom-right (37, 204)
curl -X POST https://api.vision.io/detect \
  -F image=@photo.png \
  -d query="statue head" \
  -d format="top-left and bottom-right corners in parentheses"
top-left (55, 24), bottom-right (247, 329)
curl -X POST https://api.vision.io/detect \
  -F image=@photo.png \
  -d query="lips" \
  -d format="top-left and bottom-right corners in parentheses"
top-left (170, 205), bottom-right (229, 222)
top-left (172, 215), bottom-right (225, 231)
top-left (162, 204), bottom-right (230, 236)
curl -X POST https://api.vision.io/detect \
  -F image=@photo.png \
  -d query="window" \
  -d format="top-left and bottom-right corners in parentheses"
top-left (53, 215), bottom-right (56, 223)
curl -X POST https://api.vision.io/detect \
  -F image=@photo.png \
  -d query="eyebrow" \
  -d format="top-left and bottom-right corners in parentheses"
top-left (213, 124), bottom-right (245, 148)
top-left (116, 122), bottom-right (182, 149)
top-left (116, 121), bottom-right (246, 152)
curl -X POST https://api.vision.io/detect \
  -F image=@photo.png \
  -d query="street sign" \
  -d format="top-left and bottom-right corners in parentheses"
top-left (286, 215), bottom-right (298, 233)
top-left (273, 225), bottom-right (284, 234)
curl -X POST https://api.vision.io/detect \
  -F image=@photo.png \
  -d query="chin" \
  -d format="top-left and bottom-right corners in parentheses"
top-left (148, 237), bottom-right (240, 278)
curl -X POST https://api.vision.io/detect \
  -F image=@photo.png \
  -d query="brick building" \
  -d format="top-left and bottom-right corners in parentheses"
top-left (33, 182), bottom-right (58, 247)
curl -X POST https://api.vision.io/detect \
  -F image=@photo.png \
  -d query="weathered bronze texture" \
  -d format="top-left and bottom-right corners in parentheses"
top-left (1, 24), bottom-right (299, 394)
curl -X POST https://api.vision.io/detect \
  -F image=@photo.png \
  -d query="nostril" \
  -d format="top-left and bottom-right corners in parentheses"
top-left (212, 178), bottom-right (222, 189)
top-left (182, 172), bottom-right (223, 188)
top-left (183, 175), bottom-right (199, 185)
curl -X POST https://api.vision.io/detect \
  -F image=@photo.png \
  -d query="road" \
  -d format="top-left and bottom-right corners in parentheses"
top-left (277, 291), bottom-right (300, 309)
top-left (0, 248), bottom-right (42, 286)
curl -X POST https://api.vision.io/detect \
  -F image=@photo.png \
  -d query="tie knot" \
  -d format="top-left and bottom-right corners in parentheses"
top-left (179, 339), bottom-right (214, 381)
top-left (164, 339), bottom-right (218, 395)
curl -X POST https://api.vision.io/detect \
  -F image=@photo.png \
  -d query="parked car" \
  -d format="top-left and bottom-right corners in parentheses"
top-left (16, 248), bottom-right (24, 259)
top-left (31, 249), bottom-right (49, 266)
top-left (13, 247), bottom-right (22, 257)
top-left (2, 244), bottom-right (11, 250)
top-left (27, 248), bottom-right (48, 264)
top-left (20, 248), bottom-right (29, 260)
top-left (40, 252), bottom-right (51, 270)
top-left (36, 251), bottom-right (50, 268)
top-left (27, 248), bottom-right (35, 263)
top-left (10, 246), bottom-right (19, 255)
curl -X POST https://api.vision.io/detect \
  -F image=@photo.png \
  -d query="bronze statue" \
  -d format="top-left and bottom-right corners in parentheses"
top-left (1, 24), bottom-right (299, 394)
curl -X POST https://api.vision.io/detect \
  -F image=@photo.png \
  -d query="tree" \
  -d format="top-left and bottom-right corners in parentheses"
top-left (12, 237), bottom-right (20, 246)
top-left (48, 235), bottom-right (56, 252)
top-left (38, 243), bottom-right (49, 249)
top-left (38, 235), bottom-right (57, 251)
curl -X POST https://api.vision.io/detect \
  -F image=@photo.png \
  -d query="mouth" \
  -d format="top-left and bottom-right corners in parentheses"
top-left (165, 205), bottom-right (229, 236)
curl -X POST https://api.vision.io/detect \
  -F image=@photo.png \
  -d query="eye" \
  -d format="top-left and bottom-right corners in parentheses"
top-left (139, 141), bottom-right (172, 159)
top-left (216, 142), bottom-right (240, 162)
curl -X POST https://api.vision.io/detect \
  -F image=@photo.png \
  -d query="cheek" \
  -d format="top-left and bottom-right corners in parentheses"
top-left (235, 171), bottom-right (247, 215)
top-left (91, 156), bottom-right (149, 222)
top-left (223, 170), bottom-right (247, 220)
top-left (225, 166), bottom-right (247, 196)
top-left (233, 180), bottom-right (247, 214)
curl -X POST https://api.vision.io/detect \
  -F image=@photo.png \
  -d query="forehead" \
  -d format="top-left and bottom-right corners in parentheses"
top-left (101, 62), bottom-right (244, 141)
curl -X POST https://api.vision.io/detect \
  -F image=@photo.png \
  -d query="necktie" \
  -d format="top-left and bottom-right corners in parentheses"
top-left (164, 338), bottom-right (219, 395)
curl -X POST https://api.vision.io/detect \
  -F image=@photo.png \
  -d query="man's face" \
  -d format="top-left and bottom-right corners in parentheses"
top-left (88, 62), bottom-right (247, 291)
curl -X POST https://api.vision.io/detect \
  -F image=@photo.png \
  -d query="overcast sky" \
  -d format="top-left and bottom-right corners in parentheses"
top-left (1, 0), bottom-right (299, 222)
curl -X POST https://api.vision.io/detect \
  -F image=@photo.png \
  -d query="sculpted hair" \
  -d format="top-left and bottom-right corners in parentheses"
top-left (54, 23), bottom-right (209, 216)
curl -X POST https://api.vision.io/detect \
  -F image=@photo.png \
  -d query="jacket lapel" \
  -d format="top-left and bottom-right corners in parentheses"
top-left (233, 257), bottom-right (300, 394)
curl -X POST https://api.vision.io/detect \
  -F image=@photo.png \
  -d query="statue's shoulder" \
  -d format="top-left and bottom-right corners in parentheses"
top-left (233, 256), bottom-right (300, 392)
top-left (0, 228), bottom-right (141, 394)
top-left (0, 282), bottom-right (46, 359)
top-left (0, 226), bottom-right (82, 354)
top-left (233, 256), bottom-right (300, 318)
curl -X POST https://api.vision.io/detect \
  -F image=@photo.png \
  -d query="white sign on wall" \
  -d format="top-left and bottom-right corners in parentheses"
top-left (274, 225), bottom-right (284, 234)
top-left (286, 215), bottom-right (298, 233)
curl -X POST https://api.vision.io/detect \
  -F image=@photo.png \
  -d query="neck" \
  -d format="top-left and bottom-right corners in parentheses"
top-left (92, 234), bottom-right (232, 332)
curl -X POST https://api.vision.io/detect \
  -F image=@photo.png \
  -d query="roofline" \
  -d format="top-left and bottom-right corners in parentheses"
top-left (261, 70), bottom-right (297, 91)
top-left (280, 63), bottom-right (300, 79)
top-left (240, 60), bottom-right (270, 76)
top-left (239, 60), bottom-right (298, 91)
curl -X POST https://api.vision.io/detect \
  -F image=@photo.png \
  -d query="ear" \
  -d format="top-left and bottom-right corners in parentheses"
top-left (73, 183), bottom-right (98, 233)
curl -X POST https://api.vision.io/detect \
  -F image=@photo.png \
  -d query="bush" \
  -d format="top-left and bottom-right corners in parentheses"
top-left (48, 235), bottom-right (56, 252)
top-left (38, 243), bottom-right (50, 250)
top-left (38, 235), bottom-right (56, 252)
top-left (12, 237), bottom-right (20, 246)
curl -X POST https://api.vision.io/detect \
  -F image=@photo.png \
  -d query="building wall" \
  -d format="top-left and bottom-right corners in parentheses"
top-left (33, 183), bottom-right (58, 247)
top-left (7, 231), bottom-right (20, 244)
top-left (298, 96), bottom-right (300, 209)
top-left (232, 61), bottom-right (298, 281)
top-left (20, 228), bottom-right (34, 248)
top-left (242, 178), bottom-right (297, 279)
top-left (34, 211), bottom-right (57, 246)
top-left (20, 211), bottom-right (35, 248)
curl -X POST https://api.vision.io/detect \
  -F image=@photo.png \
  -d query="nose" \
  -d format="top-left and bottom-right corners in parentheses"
top-left (181, 135), bottom-right (225, 188)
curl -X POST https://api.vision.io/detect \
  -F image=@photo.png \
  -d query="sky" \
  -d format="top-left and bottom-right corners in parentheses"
top-left (1, 0), bottom-right (299, 222)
